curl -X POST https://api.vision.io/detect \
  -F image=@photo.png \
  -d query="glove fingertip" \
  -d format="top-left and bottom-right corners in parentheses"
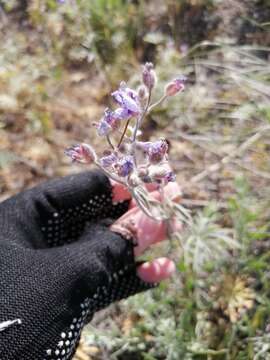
top-left (136, 258), bottom-right (176, 283)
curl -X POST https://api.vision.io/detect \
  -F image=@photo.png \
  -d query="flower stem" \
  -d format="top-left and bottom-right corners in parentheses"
top-left (106, 134), bottom-right (114, 150)
top-left (158, 183), bottom-right (176, 256)
top-left (117, 118), bottom-right (131, 148)
top-left (130, 187), bottom-right (164, 221)
top-left (97, 161), bottom-right (166, 221)
top-left (148, 94), bottom-right (168, 113)
top-left (132, 88), bottom-right (152, 143)
top-left (95, 162), bottom-right (126, 185)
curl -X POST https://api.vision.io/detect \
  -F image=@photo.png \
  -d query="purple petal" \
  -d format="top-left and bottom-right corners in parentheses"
top-left (113, 107), bottom-right (130, 120)
top-left (115, 156), bottom-right (134, 177)
top-left (111, 90), bottom-right (124, 106)
top-left (100, 153), bottom-right (118, 168)
top-left (112, 86), bottom-right (141, 116)
top-left (125, 87), bottom-right (139, 100)
top-left (104, 108), bottom-right (121, 130)
top-left (97, 120), bottom-right (111, 136)
top-left (120, 92), bottom-right (141, 114)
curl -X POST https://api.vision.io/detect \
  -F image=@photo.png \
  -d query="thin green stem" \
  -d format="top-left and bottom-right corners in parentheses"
top-left (226, 324), bottom-right (237, 360)
top-left (192, 349), bottom-right (228, 356)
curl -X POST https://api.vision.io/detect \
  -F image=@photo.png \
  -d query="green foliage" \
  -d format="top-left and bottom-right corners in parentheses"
top-left (81, 0), bottom-right (147, 84)
top-left (87, 0), bottom-right (140, 64)
top-left (178, 203), bottom-right (239, 274)
top-left (228, 176), bottom-right (258, 247)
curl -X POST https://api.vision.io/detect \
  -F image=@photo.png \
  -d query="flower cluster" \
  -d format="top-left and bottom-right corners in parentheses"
top-left (66, 63), bottom-right (186, 216)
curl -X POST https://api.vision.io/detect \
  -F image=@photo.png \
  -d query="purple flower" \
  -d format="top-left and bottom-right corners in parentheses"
top-left (97, 108), bottom-right (121, 136)
top-left (165, 75), bottom-right (187, 96)
top-left (65, 143), bottom-right (96, 164)
top-left (147, 139), bottom-right (168, 164)
top-left (97, 120), bottom-right (111, 136)
top-left (100, 153), bottom-right (118, 168)
top-left (115, 156), bottom-right (134, 177)
top-left (112, 82), bottom-right (141, 117)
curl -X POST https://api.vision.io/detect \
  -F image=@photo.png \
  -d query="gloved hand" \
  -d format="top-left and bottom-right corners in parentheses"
top-left (0, 170), bottom-right (175, 360)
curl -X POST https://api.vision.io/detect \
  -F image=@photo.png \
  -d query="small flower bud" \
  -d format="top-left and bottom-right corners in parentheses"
top-left (148, 164), bottom-right (176, 184)
top-left (140, 175), bottom-right (152, 184)
top-left (137, 167), bottom-right (148, 178)
top-left (137, 166), bottom-right (151, 183)
top-left (165, 75), bottom-right (187, 96)
top-left (148, 166), bottom-right (168, 180)
top-left (65, 143), bottom-right (96, 164)
top-left (127, 173), bottom-right (141, 187)
top-left (103, 149), bottom-right (112, 156)
top-left (142, 62), bottom-right (157, 89)
top-left (118, 143), bottom-right (128, 154)
top-left (145, 62), bottom-right (153, 71)
top-left (138, 85), bottom-right (147, 100)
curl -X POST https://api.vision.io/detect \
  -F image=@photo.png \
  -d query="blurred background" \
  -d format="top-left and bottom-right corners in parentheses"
top-left (0, 0), bottom-right (270, 359)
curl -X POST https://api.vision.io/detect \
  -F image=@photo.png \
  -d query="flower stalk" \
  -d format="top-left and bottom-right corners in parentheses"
top-left (65, 63), bottom-right (188, 224)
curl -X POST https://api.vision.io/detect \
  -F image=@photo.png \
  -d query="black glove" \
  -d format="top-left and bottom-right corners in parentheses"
top-left (0, 170), bottom-right (153, 360)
